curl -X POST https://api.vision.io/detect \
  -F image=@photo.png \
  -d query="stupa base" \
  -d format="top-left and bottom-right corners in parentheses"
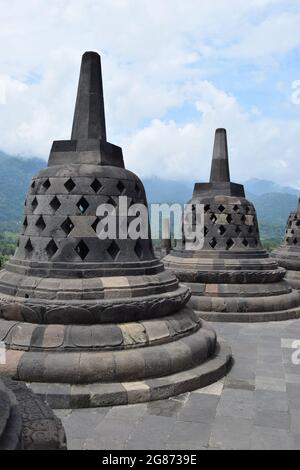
top-left (188, 286), bottom-right (300, 322)
top-left (0, 309), bottom-right (231, 408)
top-left (25, 341), bottom-right (231, 409)
top-left (285, 270), bottom-right (300, 291)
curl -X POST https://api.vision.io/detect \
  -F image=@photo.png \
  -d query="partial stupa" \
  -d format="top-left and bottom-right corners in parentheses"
top-left (0, 53), bottom-right (231, 407)
top-left (272, 198), bottom-right (300, 290)
top-left (0, 378), bottom-right (66, 449)
top-left (163, 128), bottom-right (300, 322)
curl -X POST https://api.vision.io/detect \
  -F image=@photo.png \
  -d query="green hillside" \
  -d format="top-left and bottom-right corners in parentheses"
top-left (0, 152), bottom-right (298, 256)
top-left (0, 151), bottom-right (46, 231)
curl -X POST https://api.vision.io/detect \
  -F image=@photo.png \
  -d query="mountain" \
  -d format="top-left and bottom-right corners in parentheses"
top-left (244, 178), bottom-right (300, 196)
top-left (0, 150), bottom-right (298, 246)
top-left (0, 151), bottom-right (46, 230)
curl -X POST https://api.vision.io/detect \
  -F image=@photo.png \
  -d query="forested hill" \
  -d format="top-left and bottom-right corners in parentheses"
top-left (0, 150), bottom-right (298, 245)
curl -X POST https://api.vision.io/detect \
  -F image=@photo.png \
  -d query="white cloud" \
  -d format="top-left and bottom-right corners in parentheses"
top-left (0, 0), bottom-right (300, 187)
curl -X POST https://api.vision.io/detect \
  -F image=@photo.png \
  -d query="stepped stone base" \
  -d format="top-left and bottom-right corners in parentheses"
top-left (164, 250), bottom-right (300, 323)
top-left (0, 313), bottom-right (231, 408)
top-left (0, 378), bottom-right (66, 450)
top-left (27, 341), bottom-right (231, 409)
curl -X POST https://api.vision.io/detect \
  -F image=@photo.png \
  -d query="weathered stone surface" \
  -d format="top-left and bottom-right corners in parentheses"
top-left (0, 378), bottom-right (66, 450)
top-left (163, 129), bottom-right (300, 322)
top-left (272, 198), bottom-right (300, 290)
top-left (0, 53), bottom-right (230, 406)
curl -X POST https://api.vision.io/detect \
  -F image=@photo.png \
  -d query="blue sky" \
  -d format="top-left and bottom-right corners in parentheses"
top-left (1, 0), bottom-right (300, 186)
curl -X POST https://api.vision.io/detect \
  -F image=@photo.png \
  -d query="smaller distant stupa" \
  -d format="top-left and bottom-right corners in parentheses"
top-left (272, 198), bottom-right (300, 290)
top-left (163, 129), bottom-right (300, 322)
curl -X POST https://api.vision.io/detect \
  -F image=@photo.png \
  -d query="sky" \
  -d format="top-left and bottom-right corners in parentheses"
top-left (1, 0), bottom-right (300, 186)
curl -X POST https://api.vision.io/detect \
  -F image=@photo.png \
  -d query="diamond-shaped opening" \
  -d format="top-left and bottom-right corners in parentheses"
top-left (233, 205), bottom-right (239, 212)
top-left (64, 178), bottom-right (76, 193)
top-left (46, 239), bottom-right (58, 258)
top-left (254, 239), bottom-right (258, 246)
top-left (23, 216), bottom-right (28, 227)
top-left (43, 179), bottom-right (51, 190)
top-left (91, 218), bottom-right (100, 233)
top-left (77, 197), bottom-right (89, 214)
top-left (204, 204), bottom-right (210, 213)
top-left (226, 214), bottom-right (233, 224)
top-left (210, 213), bottom-right (217, 224)
top-left (25, 238), bottom-right (33, 253)
top-left (134, 240), bottom-right (143, 259)
top-left (226, 238), bottom-right (234, 250)
top-left (291, 229), bottom-right (295, 235)
top-left (248, 226), bottom-right (253, 234)
top-left (31, 197), bottom-right (38, 211)
top-left (107, 240), bottom-right (120, 260)
top-left (61, 217), bottom-right (74, 235)
top-left (75, 240), bottom-right (89, 260)
top-left (296, 220), bottom-right (300, 227)
top-left (209, 238), bottom-right (217, 249)
top-left (242, 238), bottom-right (249, 247)
top-left (50, 196), bottom-right (61, 212)
top-left (235, 226), bottom-right (242, 235)
top-left (218, 225), bottom-right (226, 236)
top-left (106, 196), bottom-right (117, 208)
top-left (293, 238), bottom-right (298, 245)
top-left (117, 181), bottom-right (126, 194)
top-left (218, 204), bottom-right (225, 213)
top-left (31, 181), bottom-right (35, 189)
top-left (240, 214), bottom-right (246, 223)
top-left (90, 178), bottom-right (102, 193)
top-left (204, 226), bottom-right (209, 236)
top-left (36, 216), bottom-right (46, 231)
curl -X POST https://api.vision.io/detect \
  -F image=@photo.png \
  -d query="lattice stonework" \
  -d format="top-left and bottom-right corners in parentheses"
top-left (15, 174), bottom-right (152, 263)
top-left (284, 211), bottom-right (300, 246)
top-left (190, 201), bottom-right (261, 250)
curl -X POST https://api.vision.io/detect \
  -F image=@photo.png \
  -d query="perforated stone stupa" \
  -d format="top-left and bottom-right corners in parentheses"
top-left (272, 198), bottom-right (300, 290)
top-left (0, 52), bottom-right (231, 407)
top-left (163, 129), bottom-right (300, 322)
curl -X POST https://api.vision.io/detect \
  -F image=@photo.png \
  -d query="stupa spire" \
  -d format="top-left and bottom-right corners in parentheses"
top-left (209, 128), bottom-right (230, 183)
top-left (71, 51), bottom-right (107, 141)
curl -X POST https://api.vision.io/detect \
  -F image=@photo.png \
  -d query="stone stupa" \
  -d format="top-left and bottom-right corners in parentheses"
top-left (163, 129), bottom-right (300, 322)
top-left (272, 198), bottom-right (300, 290)
top-left (0, 52), bottom-right (231, 407)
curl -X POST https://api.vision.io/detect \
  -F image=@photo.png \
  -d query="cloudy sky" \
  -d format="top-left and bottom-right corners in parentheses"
top-left (1, 0), bottom-right (300, 186)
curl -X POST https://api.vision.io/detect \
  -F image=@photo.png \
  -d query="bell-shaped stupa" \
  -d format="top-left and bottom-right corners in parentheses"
top-left (163, 129), bottom-right (300, 322)
top-left (0, 53), bottom-right (230, 407)
top-left (272, 198), bottom-right (300, 290)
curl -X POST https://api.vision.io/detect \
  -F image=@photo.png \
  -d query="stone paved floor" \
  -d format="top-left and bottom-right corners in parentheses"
top-left (55, 320), bottom-right (300, 450)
